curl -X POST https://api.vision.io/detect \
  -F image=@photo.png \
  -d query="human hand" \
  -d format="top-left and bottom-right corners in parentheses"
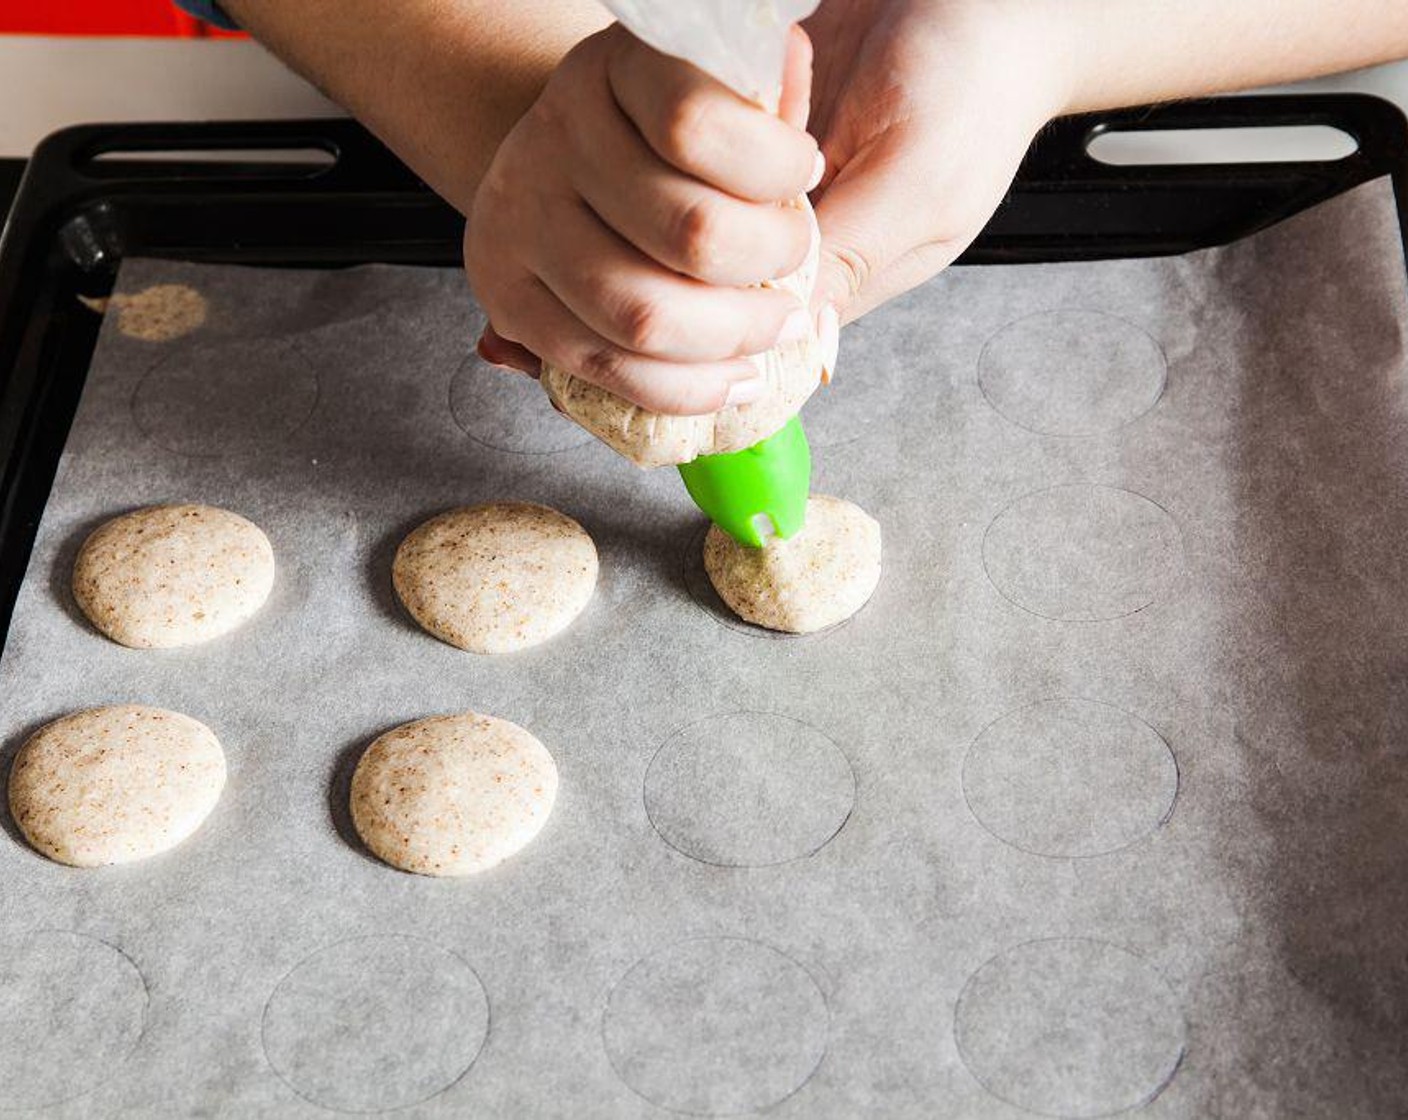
top-left (803, 0), bottom-right (1071, 326)
top-left (466, 22), bottom-right (825, 415)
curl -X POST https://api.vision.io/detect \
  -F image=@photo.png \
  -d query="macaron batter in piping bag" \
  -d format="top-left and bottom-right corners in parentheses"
top-left (542, 0), bottom-right (826, 547)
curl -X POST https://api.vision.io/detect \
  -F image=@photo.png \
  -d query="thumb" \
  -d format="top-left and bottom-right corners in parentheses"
top-left (808, 135), bottom-right (912, 379)
top-left (778, 25), bottom-right (813, 130)
top-left (809, 131), bottom-right (919, 324)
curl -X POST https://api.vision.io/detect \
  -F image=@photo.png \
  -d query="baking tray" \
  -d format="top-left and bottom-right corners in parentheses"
top-left (0, 97), bottom-right (1406, 1119)
top-left (0, 158), bottom-right (24, 226)
top-left (3, 96), bottom-right (1406, 644)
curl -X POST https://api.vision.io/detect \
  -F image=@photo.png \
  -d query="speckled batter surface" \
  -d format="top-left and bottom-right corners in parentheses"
top-left (704, 495), bottom-right (882, 634)
top-left (349, 712), bottom-right (558, 877)
top-left (8, 704), bottom-right (227, 867)
top-left (392, 502), bottom-right (597, 654)
top-left (72, 504), bottom-right (275, 648)
top-left (89, 284), bottom-right (209, 342)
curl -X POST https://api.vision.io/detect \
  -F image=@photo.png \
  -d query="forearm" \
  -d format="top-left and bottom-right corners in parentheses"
top-left (1051, 0), bottom-right (1408, 114)
top-left (221, 0), bottom-right (608, 213)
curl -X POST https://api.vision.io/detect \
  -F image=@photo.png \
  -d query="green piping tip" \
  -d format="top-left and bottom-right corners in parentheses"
top-left (677, 416), bottom-right (811, 548)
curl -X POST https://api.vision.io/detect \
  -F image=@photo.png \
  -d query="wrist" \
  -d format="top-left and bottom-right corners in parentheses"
top-left (225, 0), bottom-right (607, 215)
top-left (985, 0), bottom-right (1084, 127)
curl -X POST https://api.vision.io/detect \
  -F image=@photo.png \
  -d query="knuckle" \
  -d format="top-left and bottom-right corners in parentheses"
top-left (672, 195), bottom-right (722, 272)
top-left (525, 92), bottom-right (575, 149)
top-left (830, 243), bottom-right (873, 300)
top-left (616, 294), bottom-right (672, 354)
top-left (660, 89), bottom-right (717, 161)
top-left (577, 345), bottom-right (628, 391)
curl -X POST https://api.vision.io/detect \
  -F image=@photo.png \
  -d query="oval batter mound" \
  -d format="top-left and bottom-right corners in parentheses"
top-left (392, 502), bottom-right (597, 654)
top-left (704, 495), bottom-right (881, 634)
top-left (111, 283), bottom-right (208, 342)
top-left (9, 705), bottom-right (227, 867)
top-left (350, 712), bottom-right (559, 876)
top-left (73, 504), bottom-right (275, 649)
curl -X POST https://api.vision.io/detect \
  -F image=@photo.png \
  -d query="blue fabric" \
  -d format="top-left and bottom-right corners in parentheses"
top-left (173, 0), bottom-right (239, 30)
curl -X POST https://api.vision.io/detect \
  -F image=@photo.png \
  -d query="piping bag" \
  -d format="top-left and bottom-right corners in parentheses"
top-left (602, 0), bottom-right (822, 549)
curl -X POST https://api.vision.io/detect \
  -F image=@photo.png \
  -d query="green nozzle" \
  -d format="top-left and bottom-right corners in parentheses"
top-left (677, 416), bottom-right (811, 548)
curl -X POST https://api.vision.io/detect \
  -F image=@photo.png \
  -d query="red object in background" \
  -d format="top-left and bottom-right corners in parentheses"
top-left (0, 0), bottom-right (244, 36)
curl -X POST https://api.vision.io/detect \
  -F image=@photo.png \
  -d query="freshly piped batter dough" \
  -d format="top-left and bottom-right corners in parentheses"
top-left (704, 495), bottom-right (881, 633)
top-left (83, 284), bottom-right (209, 342)
top-left (73, 504), bottom-right (275, 648)
top-left (350, 712), bottom-right (558, 876)
top-left (393, 502), bottom-right (597, 654)
top-left (9, 705), bottom-right (227, 867)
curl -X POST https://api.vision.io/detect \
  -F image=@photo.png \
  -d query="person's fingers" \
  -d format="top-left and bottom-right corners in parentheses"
top-left (607, 32), bottom-right (821, 203)
top-left (477, 324), bottom-right (540, 377)
top-left (490, 276), bottom-right (767, 415)
top-left (531, 198), bottom-right (810, 362)
top-left (778, 25), bottom-right (814, 132)
top-left (807, 125), bottom-right (951, 379)
top-left (570, 84), bottom-right (813, 285)
top-left (809, 110), bottom-right (1041, 382)
top-left (812, 112), bottom-right (1035, 328)
top-left (809, 124), bottom-right (956, 323)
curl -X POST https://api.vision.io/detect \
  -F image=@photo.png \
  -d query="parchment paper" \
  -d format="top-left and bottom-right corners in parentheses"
top-left (0, 177), bottom-right (1405, 1118)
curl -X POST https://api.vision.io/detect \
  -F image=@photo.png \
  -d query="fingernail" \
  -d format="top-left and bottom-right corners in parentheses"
top-left (818, 304), bottom-right (840, 382)
top-left (777, 307), bottom-right (811, 345)
top-left (725, 377), bottom-right (768, 407)
top-left (806, 149), bottom-right (825, 192)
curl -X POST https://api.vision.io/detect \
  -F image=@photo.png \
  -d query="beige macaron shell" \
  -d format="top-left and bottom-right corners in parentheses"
top-left (72, 504), bottom-right (275, 649)
top-left (111, 283), bottom-right (208, 342)
top-left (392, 502), bottom-right (598, 654)
top-left (350, 712), bottom-right (559, 876)
top-left (703, 494), bottom-right (882, 634)
top-left (8, 705), bottom-right (227, 867)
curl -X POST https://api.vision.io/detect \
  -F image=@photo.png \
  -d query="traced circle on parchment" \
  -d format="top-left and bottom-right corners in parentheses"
top-left (981, 485), bottom-right (1185, 622)
top-left (0, 930), bottom-right (148, 1111)
top-left (680, 522), bottom-right (858, 641)
top-left (450, 353), bottom-right (594, 455)
top-left (962, 698), bottom-right (1178, 859)
top-left (262, 934), bottom-right (489, 1113)
top-left (645, 711), bottom-right (855, 868)
top-left (978, 310), bottom-right (1168, 437)
top-left (955, 938), bottom-right (1186, 1118)
top-left (603, 936), bottom-right (829, 1116)
top-left (132, 338), bottom-right (319, 457)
